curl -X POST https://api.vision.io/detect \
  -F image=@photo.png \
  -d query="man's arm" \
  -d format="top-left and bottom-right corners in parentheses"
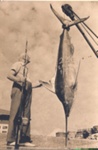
top-left (7, 70), bottom-right (25, 84)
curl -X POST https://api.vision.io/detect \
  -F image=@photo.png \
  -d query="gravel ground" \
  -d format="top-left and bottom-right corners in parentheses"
top-left (0, 134), bottom-right (98, 150)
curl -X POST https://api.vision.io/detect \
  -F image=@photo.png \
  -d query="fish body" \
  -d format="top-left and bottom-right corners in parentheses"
top-left (39, 28), bottom-right (77, 117)
top-left (55, 29), bottom-right (76, 117)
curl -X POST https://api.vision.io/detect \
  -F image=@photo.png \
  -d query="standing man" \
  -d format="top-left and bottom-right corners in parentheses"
top-left (6, 53), bottom-right (41, 147)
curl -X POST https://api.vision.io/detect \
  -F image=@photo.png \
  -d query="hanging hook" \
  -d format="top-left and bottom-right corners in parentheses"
top-left (73, 11), bottom-right (98, 39)
top-left (61, 4), bottom-right (98, 58)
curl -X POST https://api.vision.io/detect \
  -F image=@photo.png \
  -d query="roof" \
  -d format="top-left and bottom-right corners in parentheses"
top-left (0, 109), bottom-right (10, 121)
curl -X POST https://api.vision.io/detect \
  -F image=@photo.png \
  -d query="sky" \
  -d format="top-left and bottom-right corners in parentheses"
top-left (0, 1), bottom-right (98, 136)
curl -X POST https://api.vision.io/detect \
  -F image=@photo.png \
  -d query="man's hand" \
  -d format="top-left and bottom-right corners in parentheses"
top-left (19, 76), bottom-right (26, 83)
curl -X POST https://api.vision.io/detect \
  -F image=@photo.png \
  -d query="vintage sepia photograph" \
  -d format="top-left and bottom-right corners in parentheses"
top-left (0, 1), bottom-right (98, 149)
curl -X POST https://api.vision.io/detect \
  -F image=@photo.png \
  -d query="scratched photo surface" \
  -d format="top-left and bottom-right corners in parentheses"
top-left (0, 1), bottom-right (98, 149)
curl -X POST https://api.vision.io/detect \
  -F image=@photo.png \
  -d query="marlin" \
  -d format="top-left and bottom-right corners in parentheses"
top-left (39, 4), bottom-right (89, 146)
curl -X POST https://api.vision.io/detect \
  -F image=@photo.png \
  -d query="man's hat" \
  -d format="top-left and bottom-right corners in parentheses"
top-left (18, 53), bottom-right (30, 63)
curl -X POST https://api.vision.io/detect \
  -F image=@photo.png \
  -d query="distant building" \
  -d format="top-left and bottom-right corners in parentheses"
top-left (56, 132), bottom-right (66, 137)
top-left (75, 129), bottom-right (83, 139)
top-left (56, 131), bottom-right (76, 139)
top-left (0, 109), bottom-right (9, 134)
top-left (92, 125), bottom-right (98, 133)
top-left (0, 121), bottom-right (8, 133)
top-left (75, 128), bottom-right (93, 139)
top-left (68, 131), bottom-right (76, 139)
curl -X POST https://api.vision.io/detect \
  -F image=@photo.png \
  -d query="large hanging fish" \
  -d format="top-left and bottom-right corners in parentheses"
top-left (39, 4), bottom-right (88, 116)
top-left (39, 4), bottom-right (88, 146)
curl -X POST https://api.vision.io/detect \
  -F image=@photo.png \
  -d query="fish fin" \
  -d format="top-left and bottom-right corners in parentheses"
top-left (50, 4), bottom-right (67, 25)
top-left (73, 60), bottom-right (81, 90)
top-left (68, 16), bottom-right (89, 27)
top-left (50, 4), bottom-right (89, 28)
top-left (39, 80), bottom-right (55, 93)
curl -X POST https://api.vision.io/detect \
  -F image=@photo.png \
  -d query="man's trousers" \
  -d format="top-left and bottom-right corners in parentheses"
top-left (7, 81), bottom-right (32, 143)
